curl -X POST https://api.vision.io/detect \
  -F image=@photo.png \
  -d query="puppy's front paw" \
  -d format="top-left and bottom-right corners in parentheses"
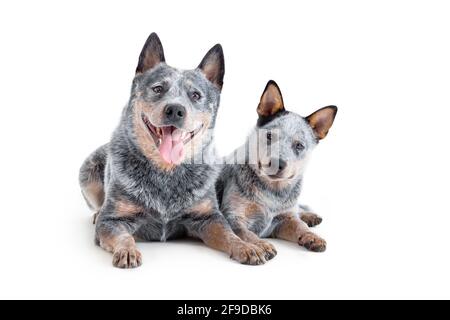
top-left (230, 242), bottom-right (267, 265)
top-left (254, 240), bottom-right (277, 261)
top-left (300, 212), bottom-right (322, 227)
top-left (298, 232), bottom-right (327, 252)
top-left (113, 247), bottom-right (143, 269)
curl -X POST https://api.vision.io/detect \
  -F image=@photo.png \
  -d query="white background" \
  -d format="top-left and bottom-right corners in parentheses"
top-left (0, 0), bottom-right (449, 300)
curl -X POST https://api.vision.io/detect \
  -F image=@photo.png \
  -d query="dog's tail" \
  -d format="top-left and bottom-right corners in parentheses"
top-left (79, 144), bottom-right (108, 212)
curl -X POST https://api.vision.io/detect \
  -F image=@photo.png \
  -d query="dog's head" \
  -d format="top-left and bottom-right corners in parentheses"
top-left (128, 33), bottom-right (224, 168)
top-left (252, 80), bottom-right (337, 183)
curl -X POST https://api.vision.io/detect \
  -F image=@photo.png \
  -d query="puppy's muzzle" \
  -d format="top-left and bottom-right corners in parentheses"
top-left (266, 158), bottom-right (289, 179)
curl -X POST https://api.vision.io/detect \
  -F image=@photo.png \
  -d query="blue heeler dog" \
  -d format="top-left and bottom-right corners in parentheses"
top-left (79, 33), bottom-right (275, 268)
top-left (217, 80), bottom-right (337, 252)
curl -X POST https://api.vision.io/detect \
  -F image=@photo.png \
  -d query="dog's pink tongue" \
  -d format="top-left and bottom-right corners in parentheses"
top-left (159, 127), bottom-right (185, 165)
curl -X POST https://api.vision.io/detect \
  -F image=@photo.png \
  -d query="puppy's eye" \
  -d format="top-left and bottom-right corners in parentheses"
top-left (152, 86), bottom-right (164, 94)
top-left (294, 141), bottom-right (305, 151)
top-left (191, 91), bottom-right (201, 101)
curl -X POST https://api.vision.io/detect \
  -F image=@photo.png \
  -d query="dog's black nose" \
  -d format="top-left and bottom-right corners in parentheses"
top-left (278, 159), bottom-right (287, 172)
top-left (164, 104), bottom-right (186, 126)
top-left (269, 158), bottom-right (288, 173)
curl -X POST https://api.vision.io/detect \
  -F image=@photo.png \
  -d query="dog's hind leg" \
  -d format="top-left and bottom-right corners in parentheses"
top-left (300, 212), bottom-right (323, 228)
top-left (298, 204), bottom-right (323, 228)
top-left (79, 145), bottom-right (108, 222)
top-left (272, 213), bottom-right (327, 252)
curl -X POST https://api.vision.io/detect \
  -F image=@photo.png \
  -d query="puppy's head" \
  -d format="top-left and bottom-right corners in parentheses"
top-left (129, 33), bottom-right (225, 167)
top-left (253, 81), bottom-right (337, 183)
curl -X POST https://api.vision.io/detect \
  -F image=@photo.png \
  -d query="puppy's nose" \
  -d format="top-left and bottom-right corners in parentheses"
top-left (278, 159), bottom-right (287, 172)
top-left (164, 104), bottom-right (186, 126)
top-left (269, 158), bottom-right (288, 173)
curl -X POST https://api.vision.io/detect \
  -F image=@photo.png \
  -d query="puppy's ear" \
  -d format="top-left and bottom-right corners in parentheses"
top-left (257, 80), bottom-right (285, 118)
top-left (198, 44), bottom-right (225, 90)
top-left (306, 106), bottom-right (338, 140)
top-left (136, 33), bottom-right (166, 74)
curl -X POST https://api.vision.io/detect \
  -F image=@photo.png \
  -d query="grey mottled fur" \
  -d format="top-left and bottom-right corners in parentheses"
top-left (79, 33), bottom-right (273, 268)
top-left (217, 80), bottom-right (337, 252)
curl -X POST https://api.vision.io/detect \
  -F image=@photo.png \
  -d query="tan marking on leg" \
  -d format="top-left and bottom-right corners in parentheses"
top-left (99, 232), bottom-right (135, 253)
top-left (300, 212), bottom-right (323, 227)
top-left (188, 199), bottom-right (214, 215)
top-left (222, 193), bottom-right (277, 261)
top-left (98, 230), bottom-right (142, 268)
top-left (201, 222), bottom-right (235, 252)
top-left (274, 214), bottom-right (326, 252)
top-left (273, 214), bottom-right (305, 242)
top-left (115, 199), bottom-right (144, 218)
top-left (236, 227), bottom-right (277, 261)
top-left (244, 203), bottom-right (263, 219)
top-left (298, 232), bottom-right (327, 252)
top-left (83, 182), bottom-right (105, 210)
top-left (227, 192), bottom-right (264, 220)
top-left (200, 222), bottom-right (267, 265)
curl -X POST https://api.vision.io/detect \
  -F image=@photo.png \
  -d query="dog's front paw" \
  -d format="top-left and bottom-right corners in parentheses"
top-left (230, 241), bottom-right (268, 265)
top-left (254, 240), bottom-right (277, 261)
top-left (298, 232), bottom-right (327, 252)
top-left (300, 212), bottom-right (323, 227)
top-left (112, 247), bottom-right (143, 269)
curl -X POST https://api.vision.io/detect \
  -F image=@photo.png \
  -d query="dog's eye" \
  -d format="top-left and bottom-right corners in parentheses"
top-left (191, 91), bottom-right (201, 101)
top-left (294, 141), bottom-right (305, 151)
top-left (152, 86), bottom-right (164, 94)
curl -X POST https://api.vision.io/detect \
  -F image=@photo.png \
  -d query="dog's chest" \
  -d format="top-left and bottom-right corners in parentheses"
top-left (136, 211), bottom-right (185, 242)
top-left (257, 189), bottom-right (298, 214)
top-left (117, 163), bottom-right (218, 241)
top-left (122, 162), bottom-right (218, 213)
top-left (250, 190), bottom-right (299, 237)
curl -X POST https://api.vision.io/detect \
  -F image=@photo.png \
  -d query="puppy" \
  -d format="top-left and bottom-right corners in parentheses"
top-left (79, 33), bottom-right (274, 268)
top-left (217, 80), bottom-right (337, 252)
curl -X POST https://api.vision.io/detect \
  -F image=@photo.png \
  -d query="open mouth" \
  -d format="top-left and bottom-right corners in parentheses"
top-left (142, 114), bottom-right (204, 165)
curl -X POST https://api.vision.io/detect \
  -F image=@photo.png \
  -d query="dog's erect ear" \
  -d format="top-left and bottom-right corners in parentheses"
top-left (198, 44), bottom-right (225, 90)
top-left (257, 80), bottom-right (285, 118)
top-left (306, 106), bottom-right (338, 140)
top-left (136, 33), bottom-right (166, 74)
